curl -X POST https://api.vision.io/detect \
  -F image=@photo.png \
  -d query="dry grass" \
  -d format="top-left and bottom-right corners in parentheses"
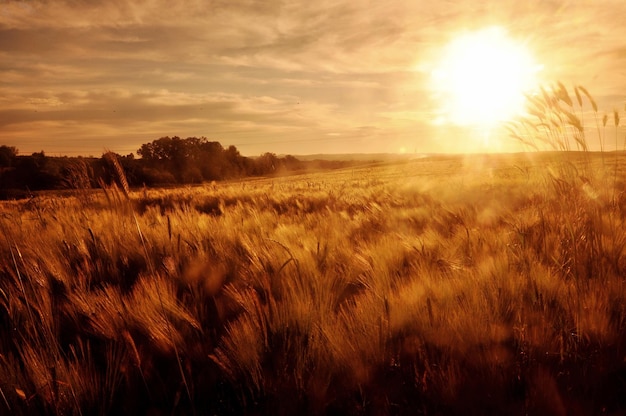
top-left (1, 149), bottom-right (626, 414)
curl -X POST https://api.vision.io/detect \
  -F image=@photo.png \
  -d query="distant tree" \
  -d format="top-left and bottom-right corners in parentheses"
top-left (137, 136), bottom-right (180, 164)
top-left (0, 145), bottom-right (18, 192)
top-left (0, 145), bottom-right (17, 167)
top-left (282, 155), bottom-right (303, 171)
top-left (139, 136), bottom-right (235, 182)
top-left (138, 136), bottom-right (201, 181)
top-left (223, 145), bottom-right (246, 178)
top-left (196, 140), bottom-right (224, 180)
top-left (225, 145), bottom-right (240, 159)
top-left (138, 167), bottom-right (177, 185)
top-left (256, 152), bottom-right (279, 175)
top-left (136, 137), bottom-right (259, 183)
top-left (181, 166), bottom-right (203, 183)
top-left (12, 151), bottom-right (64, 190)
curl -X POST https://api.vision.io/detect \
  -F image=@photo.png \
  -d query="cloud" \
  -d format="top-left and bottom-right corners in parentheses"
top-left (0, 86), bottom-right (351, 154)
top-left (2, 0), bottom-right (626, 155)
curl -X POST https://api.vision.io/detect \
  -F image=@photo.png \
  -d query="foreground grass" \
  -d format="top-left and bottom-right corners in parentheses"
top-left (1, 152), bottom-right (626, 415)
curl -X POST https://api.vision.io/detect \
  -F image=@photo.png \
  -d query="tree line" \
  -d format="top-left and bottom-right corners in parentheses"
top-left (0, 137), bottom-right (310, 199)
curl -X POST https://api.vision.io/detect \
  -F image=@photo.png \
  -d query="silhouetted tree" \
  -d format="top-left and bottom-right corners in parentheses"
top-left (139, 136), bottom-right (213, 181)
top-left (197, 140), bottom-right (224, 180)
top-left (136, 137), bottom-right (252, 182)
top-left (256, 152), bottom-right (279, 175)
top-left (283, 155), bottom-right (303, 171)
top-left (0, 145), bottom-right (17, 167)
top-left (0, 137), bottom-right (306, 196)
top-left (223, 145), bottom-right (248, 177)
top-left (11, 151), bottom-right (64, 190)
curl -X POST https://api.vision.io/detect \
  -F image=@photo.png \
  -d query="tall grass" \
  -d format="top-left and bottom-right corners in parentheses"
top-left (0, 146), bottom-right (625, 414)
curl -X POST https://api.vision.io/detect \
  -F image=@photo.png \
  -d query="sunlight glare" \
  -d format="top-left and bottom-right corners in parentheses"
top-left (431, 27), bottom-right (541, 127)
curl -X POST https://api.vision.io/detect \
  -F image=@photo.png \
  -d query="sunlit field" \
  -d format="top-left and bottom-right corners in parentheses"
top-left (4, 1), bottom-right (626, 413)
top-left (1, 148), bottom-right (626, 415)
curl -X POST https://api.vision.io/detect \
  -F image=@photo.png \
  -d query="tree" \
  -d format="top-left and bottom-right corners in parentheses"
top-left (137, 136), bottom-right (180, 163)
top-left (256, 152), bottom-right (279, 175)
top-left (197, 140), bottom-right (224, 180)
top-left (136, 137), bottom-right (256, 183)
top-left (138, 137), bottom-right (229, 182)
top-left (137, 136), bottom-right (188, 181)
top-left (12, 151), bottom-right (64, 190)
top-left (0, 145), bottom-right (18, 167)
top-left (283, 155), bottom-right (302, 171)
top-left (223, 145), bottom-right (246, 178)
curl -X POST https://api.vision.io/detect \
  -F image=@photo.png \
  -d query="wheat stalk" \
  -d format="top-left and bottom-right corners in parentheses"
top-left (103, 152), bottom-right (130, 199)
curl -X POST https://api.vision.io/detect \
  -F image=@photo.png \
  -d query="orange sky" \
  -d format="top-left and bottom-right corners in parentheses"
top-left (1, 0), bottom-right (625, 156)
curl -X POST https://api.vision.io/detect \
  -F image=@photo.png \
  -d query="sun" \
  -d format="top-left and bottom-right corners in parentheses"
top-left (431, 27), bottom-right (541, 127)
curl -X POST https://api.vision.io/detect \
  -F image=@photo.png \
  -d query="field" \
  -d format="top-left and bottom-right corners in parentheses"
top-left (1, 152), bottom-right (626, 415)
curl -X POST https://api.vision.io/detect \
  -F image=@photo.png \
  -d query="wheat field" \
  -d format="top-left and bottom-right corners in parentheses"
top-left (1, 150), bottom-right (626, 415)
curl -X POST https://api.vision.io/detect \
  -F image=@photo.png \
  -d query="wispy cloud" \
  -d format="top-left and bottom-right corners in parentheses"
top-left (1, 0), bottom-right (626, 155)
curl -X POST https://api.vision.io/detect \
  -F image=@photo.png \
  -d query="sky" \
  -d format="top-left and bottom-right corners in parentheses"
top-left (1, 0), bottom-right (625, 157)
